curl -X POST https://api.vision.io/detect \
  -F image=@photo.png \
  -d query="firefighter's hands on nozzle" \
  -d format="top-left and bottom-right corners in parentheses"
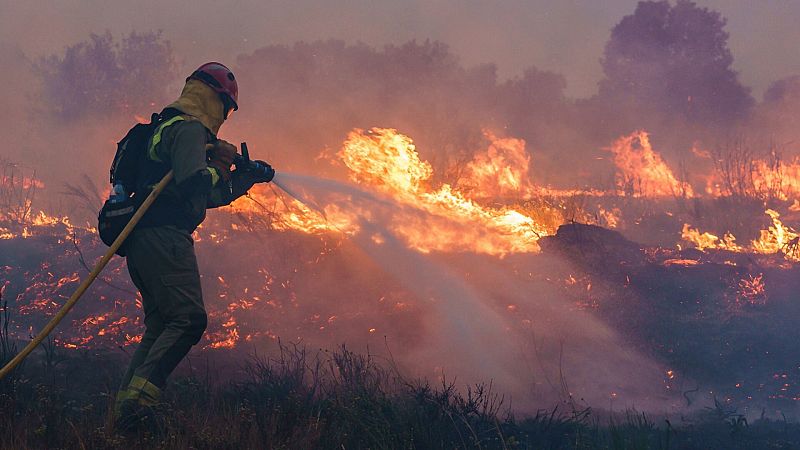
top-left (207, 140), bottom-right (237, 181)
top-left (207, 140), bottom-right (275, 184)
top-left (251, 160), bottom-right (275, 183)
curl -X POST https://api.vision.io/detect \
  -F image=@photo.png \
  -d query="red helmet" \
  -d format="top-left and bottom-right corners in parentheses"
top-left (188, 62), bottom-right (239, 111)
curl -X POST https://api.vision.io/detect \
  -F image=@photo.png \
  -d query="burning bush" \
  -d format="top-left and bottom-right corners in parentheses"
top-left (5, 3), bottom-right (800, 444)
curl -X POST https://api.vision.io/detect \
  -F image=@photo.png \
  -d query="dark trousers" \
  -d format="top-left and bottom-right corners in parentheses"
top-left (121, 226), bottom-right (207, 391)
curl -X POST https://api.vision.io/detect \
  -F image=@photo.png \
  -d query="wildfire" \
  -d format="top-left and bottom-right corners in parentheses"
top-left (229, 128), bottom-right (558, 256)
top-left (714, 157), bottom-right (800, 201)
top-left (9, 123), bottom-right (800, 359)
top-left (0, 208), bottom-right (78, 241)
top-left (681, 210), bottom-right (800, 262)
top-left (456, 131), bottom-right (535, 199)
top-left (337, 128), bottom-right (553, 256)
top-left (597, 206), bottom-right (621, 229)
top-left (339, 128), bottom-right (433, 197)
top-left (680, 224), bottom-right (741, 252)
top-left (750, 159), bottom-right (800, 201)
top-left (751, 209), bottom-right (800, 261)
top-left (608, 131), bottom-right (693, 198)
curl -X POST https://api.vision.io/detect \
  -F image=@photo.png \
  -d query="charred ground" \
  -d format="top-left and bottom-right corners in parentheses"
top-left (4, 1), bottom-right (800, 448)
top-left (4, 222), bottom-right (800, 449)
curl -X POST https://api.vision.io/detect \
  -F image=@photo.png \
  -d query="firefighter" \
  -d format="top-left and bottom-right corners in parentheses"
top-left (114, 62), bottom-right (274, 430)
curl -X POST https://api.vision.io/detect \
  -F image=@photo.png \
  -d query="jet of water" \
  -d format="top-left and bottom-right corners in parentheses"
top-left (271, 172), bottom-right (680, 411)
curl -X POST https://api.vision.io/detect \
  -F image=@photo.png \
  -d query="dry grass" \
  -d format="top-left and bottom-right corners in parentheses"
top-left (1, 323), bottom-right (799, 449)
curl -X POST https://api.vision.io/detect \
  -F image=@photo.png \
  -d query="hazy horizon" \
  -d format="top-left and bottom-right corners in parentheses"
top-left (2, 0), bottom-right (799, 99)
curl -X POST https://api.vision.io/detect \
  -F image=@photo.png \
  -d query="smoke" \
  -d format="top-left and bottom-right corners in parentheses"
top-left (3, 1), bottom-right (800, 207)
top-left (273, 172), bottom-right (676, 409)
top-left (3, 0), bottom-right (800, 414)
top-left (751, 76), bottom-right (800, 148)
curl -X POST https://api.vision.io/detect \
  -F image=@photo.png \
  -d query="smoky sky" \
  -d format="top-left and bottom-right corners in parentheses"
top-left (1, 0), bottom-right (799, 99)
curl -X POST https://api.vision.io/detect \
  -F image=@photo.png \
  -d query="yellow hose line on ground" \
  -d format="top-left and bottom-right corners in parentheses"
top-left (0, 170), bottom-right (174, 380)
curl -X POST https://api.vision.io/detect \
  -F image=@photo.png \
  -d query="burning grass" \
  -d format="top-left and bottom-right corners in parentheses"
top-left (5, 127), bottom-right (800, 446)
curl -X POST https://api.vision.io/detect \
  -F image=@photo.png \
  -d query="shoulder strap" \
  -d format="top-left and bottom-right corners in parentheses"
top-left (147, 115), bottom-right (187, 163)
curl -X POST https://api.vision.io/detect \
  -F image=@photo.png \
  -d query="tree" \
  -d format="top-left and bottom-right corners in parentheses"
top-left (598, 0), bottom-right (753, 127)
top-left (752, 76), bottom-right (800, 147)
top-left (36, 31), bottom-right (177, 121)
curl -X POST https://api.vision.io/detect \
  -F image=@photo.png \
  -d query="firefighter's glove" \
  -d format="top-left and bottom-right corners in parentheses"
top-left (208, 140), bottom-right (237, 182)
top-left (229, 161), bottom-right (274, 199)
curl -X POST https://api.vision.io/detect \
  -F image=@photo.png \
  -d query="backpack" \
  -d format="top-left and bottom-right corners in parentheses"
top-left (97, 111), bottom-right (177, 256)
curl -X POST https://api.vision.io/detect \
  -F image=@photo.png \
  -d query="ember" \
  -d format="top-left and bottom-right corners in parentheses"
top-left (4, 5), bottom-right (800, 443)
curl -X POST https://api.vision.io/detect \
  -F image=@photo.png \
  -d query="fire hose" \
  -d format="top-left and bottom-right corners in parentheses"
top-left (0, 141), bottom-right (274, 380)
top-left (0, 170), bottom-right (174, 381)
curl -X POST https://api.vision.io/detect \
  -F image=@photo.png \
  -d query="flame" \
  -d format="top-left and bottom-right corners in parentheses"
top-left (751, 160), bottom-right (800, 200)
top-left (607, 131), bottom-right (693, 197)
top-left (680, 224), bottom-right (741, 252)
top-left (457, 131), bottom-right (535, 199)
top-left (339, 128), bottom-right (433, 196)
top-left (204, 312), bottom-right (241, 349)
top-left (14, 123), bottom-right (800, 355)
top-left (0, 207), bottom-right (76, 240)
top-left (597, 206), bottom-right (621, 229)
top-left (681, 210), bottom-right (800, 261)
top-left (751, 209), bottom-right (800, 261)
top-left (272, 203), bottom-right (359, 235)
top-left (337, 128), bottom-right (554, 256)
top-left (700, 150), bottom-right (800, 200)
top-left (225, 127), bottom-right (558, 256)
top-left (662, 258), bottom-right (699, 266)
top-left (225, 185), bottom-right (359, 237)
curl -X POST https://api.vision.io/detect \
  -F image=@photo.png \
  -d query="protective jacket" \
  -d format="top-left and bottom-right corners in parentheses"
top-left (116, 78), bottom-right (254, 418)
top-left (137, 79), bottom-right (251, 231)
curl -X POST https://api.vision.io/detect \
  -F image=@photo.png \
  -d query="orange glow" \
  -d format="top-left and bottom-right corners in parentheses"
top-left (608, 131), bottom-right (693, 198)
top-left (337, 128), bottom-right (554, 256)
top-left (597, 207), bottom-right (621, 229)
top-left (226, 127), bottom-right (559, 256)
top-left (681, 210), bottom-right (800, 262)
top-left (457, 131), bottom-right (534, 199)
top-left (662, 259), bottom-right (699, 266)
top-left (751, 209), bottom-right (800, 261)
top-left (680, 224), bottom-right (741, 252)
top-left (11, 125), bottom-right (800, 355)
